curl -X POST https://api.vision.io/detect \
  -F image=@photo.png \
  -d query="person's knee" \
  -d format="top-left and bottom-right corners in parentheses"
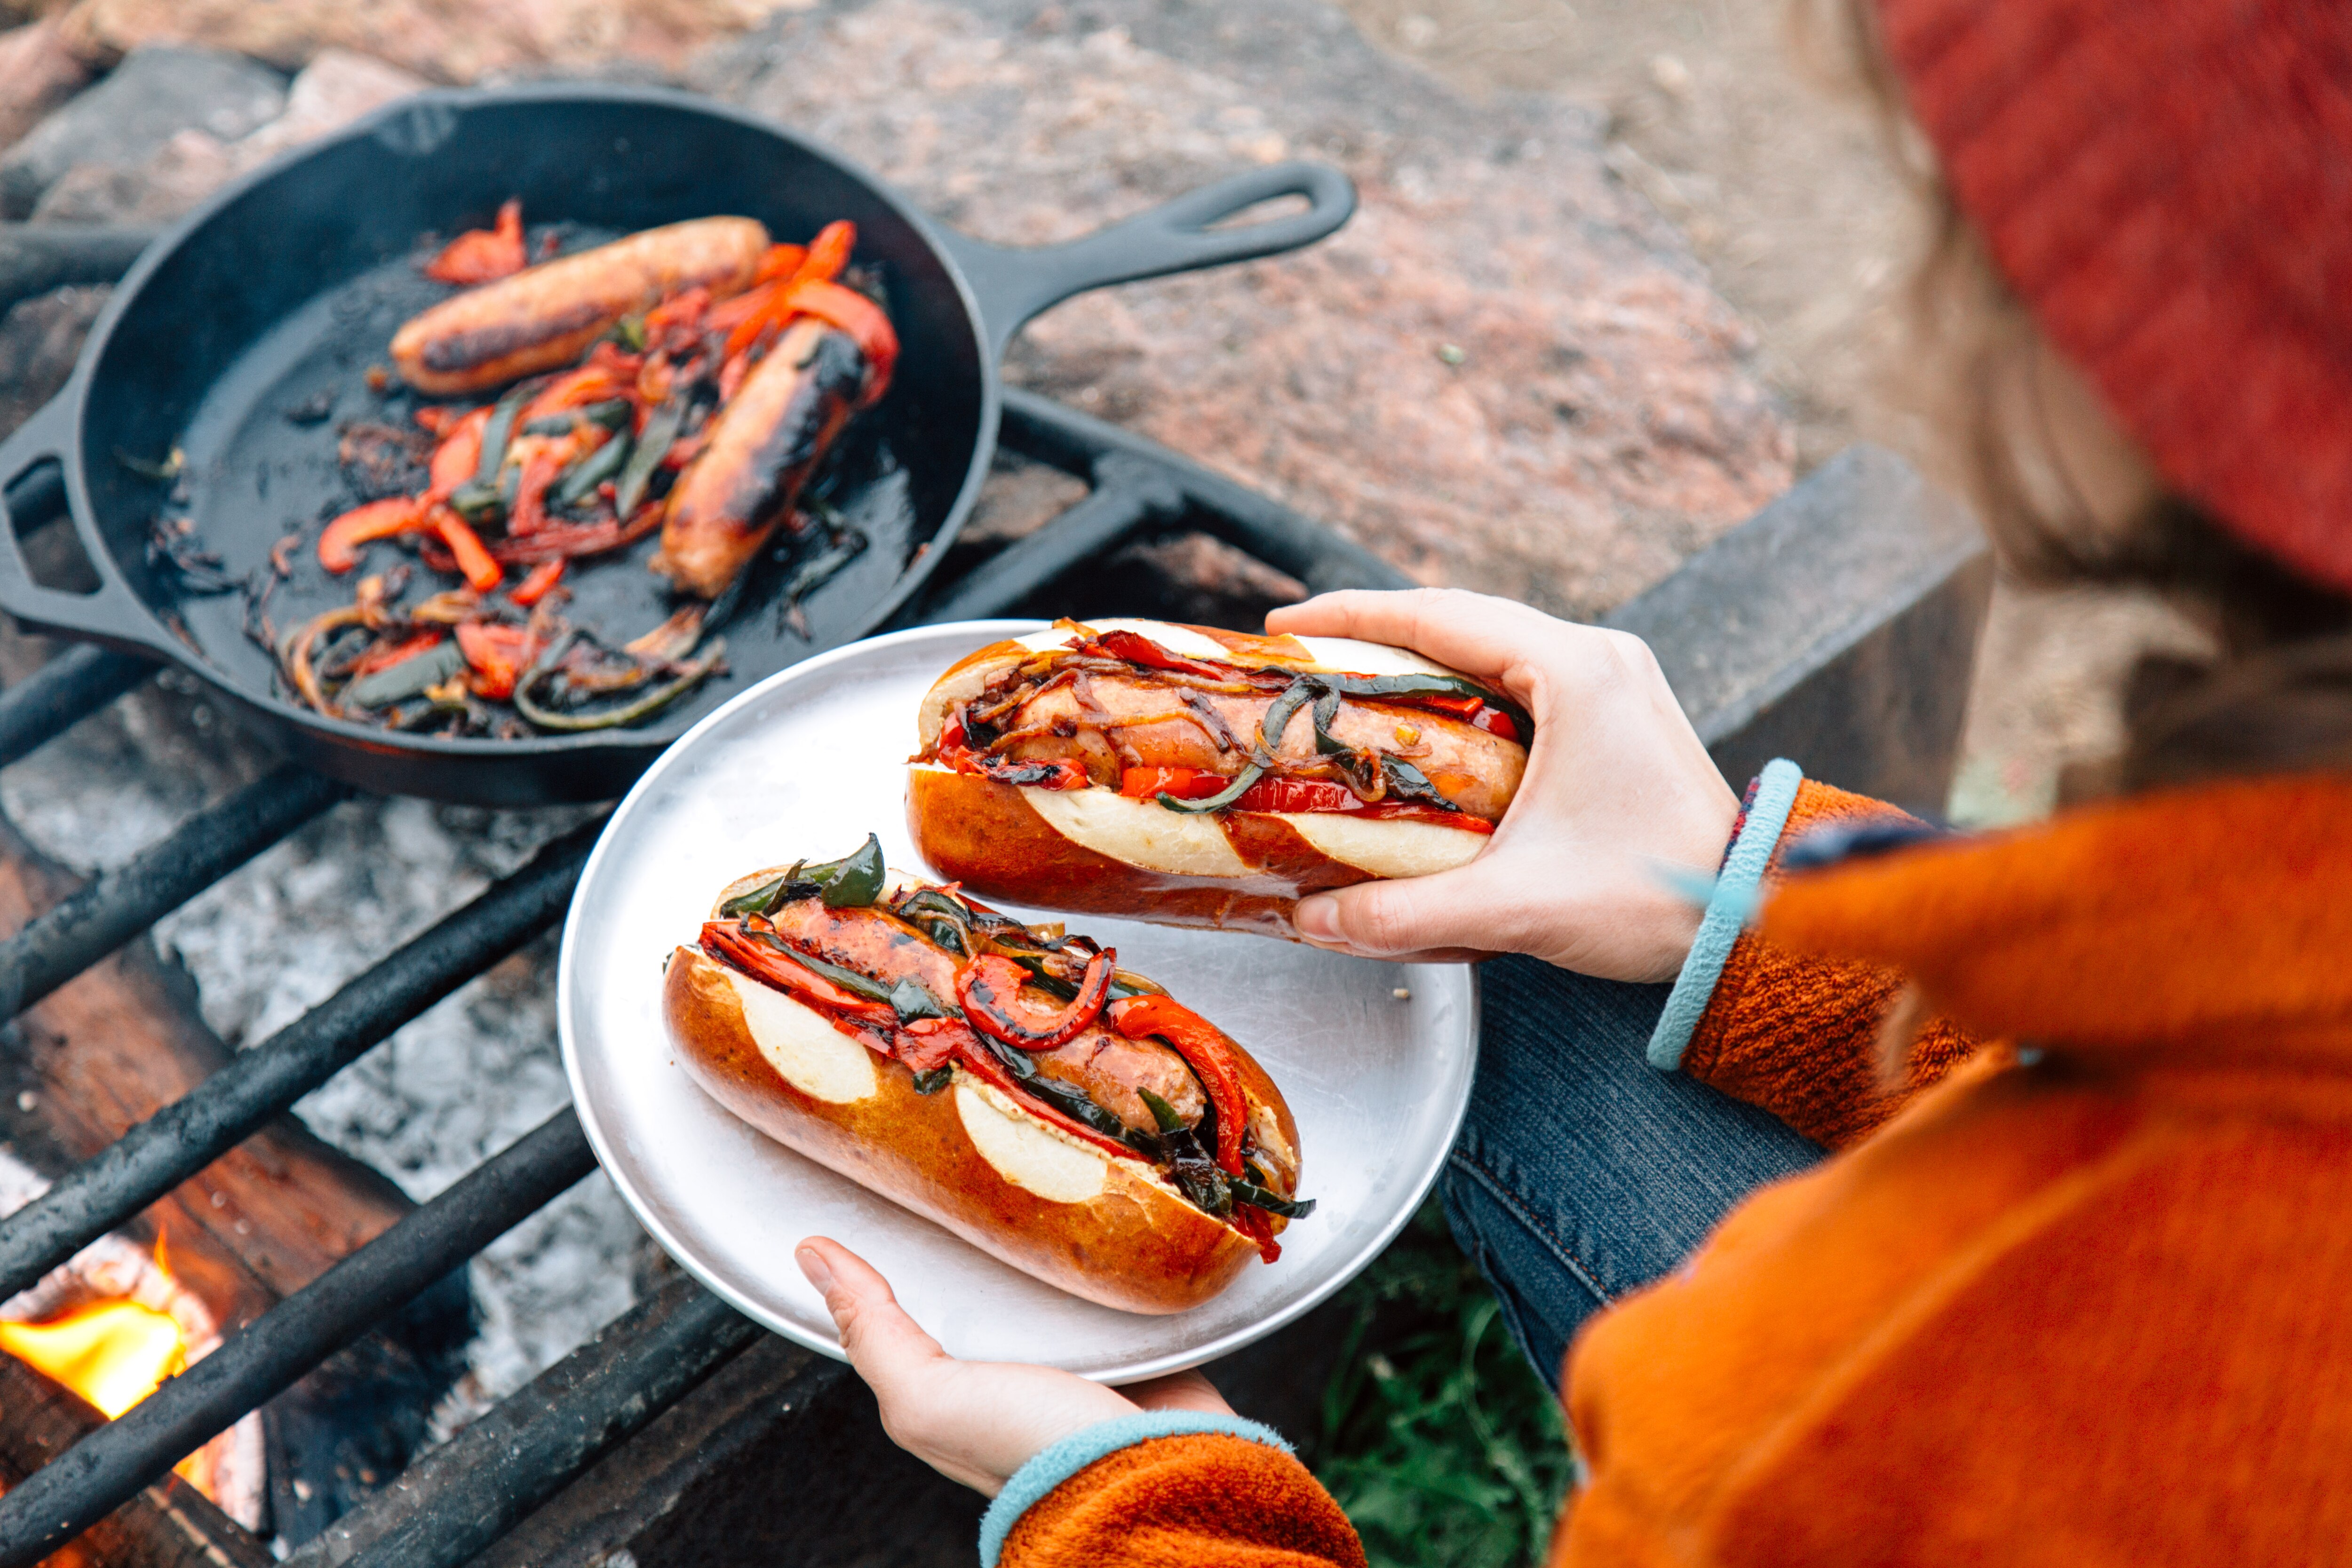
top-left (1440, 1158), bottom-right (1589, 1392)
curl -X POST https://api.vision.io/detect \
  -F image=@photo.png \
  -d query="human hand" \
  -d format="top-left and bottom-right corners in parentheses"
top-left (1265, 588), bottom-right (1739, 981)
top-left (795, 1236), bottom-right (1234, 1496)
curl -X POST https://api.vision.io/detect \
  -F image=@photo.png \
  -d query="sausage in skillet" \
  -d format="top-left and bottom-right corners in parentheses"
top-left (390, 217), bottom-right (770, 396)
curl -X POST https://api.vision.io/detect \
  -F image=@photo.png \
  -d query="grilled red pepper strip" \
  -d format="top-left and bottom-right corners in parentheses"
top-left (425, 407), bottom-right (491, 502)
top-left (778, 278), bottom-right (897, 406)
top-left (454, 621), bottom-right (538, 701)
top-left (944, 1033), bottom-right (1138, 1161)
top-left (318, 497), bottom-right (425, 573)
top-left (423, 196), bottom-right (526, 284)
top-left (347, 629), bottom-right (443, 681)
top-left (509, 557), bottom-right (566, 606)
top-left (956, 951), bottom-right (1113, 1051)
top-left (1231, 1203), bottom-right (1280, 1265)
top-left (431, 506), bottom-right (504, 593)
top-left (699, 921), bottom-right (898, 1027)
top-left (752, 241), bottom-right (808, 285)
top-left (1087, 629), bottom-right (1245, 681)
top-left (1110, 995), bottom-right (1248, 1176)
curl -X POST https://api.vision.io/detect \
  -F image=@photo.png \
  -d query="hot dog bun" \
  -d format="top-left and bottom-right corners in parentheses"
top-left (907, 618), bottom-right (1526, 937)
top-left (665, 862), bottom-right (1306, 1313)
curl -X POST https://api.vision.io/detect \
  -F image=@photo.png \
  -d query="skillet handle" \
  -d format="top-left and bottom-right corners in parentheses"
top-left (944, 161), bottom-right (1356, 361)
top-left (0, 394), bottom-right (176, 659)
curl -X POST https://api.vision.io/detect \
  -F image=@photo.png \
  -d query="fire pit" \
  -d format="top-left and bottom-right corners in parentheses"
top-left (0, 383), bottom-right (1426, 1567)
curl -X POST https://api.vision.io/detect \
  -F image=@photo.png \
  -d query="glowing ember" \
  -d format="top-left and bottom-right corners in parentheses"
top-left (0, 1299), bottom-right (186, 1418)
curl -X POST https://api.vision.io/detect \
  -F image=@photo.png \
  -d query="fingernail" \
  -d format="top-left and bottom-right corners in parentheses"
top-left (795, 1244), bottom-right (834, 1294)
top-left (1294, 898), bottom-right (1339, 942)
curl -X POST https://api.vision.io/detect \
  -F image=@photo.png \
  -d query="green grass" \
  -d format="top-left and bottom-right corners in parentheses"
top-left (1311, 1198), bottom-right (1576, 1568)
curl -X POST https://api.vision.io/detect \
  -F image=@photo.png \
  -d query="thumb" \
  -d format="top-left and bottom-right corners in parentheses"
top-left (796, 1236), bottom-right (947, 1395)
top-left (1293, 857), bottom-right (1518, 961)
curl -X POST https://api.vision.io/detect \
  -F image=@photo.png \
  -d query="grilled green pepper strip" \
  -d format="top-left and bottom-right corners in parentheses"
top-left (1154, 761), bottom-right (1263, 815)
top-left (743, 930), bottom-right (895, 1004)
top-left (1310, 685), bottom-right (1350, 756)
top-left (1230, 1179), bottom-right (1315, 1219)
top-left (910, 1066), bottom-right (954, 1095)
top-left (476, 384), bottom-right (532, 484)
top-left (806, 833), bottom-right (886, 908)
top-left (614, 399), bottom-right (684, 520)
top-left (718, 860), bottom-right (805, 918)
top-left (1325, 672), bottom-right (1534, 740)
top-left (553, 429), bottom-right (631, 507)
top-left (524, 398), bottom-right (632, 437)
top-left (890, 974), bottom-right (956, 1023)
top-left (1136, 1087), bottom-right (1188, 1135)
top-left (342, 641), bottom-right (466, 709)
top-left (1256, 677), bottom-right (1319, 759)
top-left (1380, 755), bottom-right (1462, 812)
top-left (512, 642), bottom-right (724, 732)
top-left (1133, 1088), bottom-right (1233, 1218)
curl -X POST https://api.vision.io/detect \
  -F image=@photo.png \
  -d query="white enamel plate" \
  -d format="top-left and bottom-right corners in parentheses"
top-left (558, 621), bottom-right (1477, 1383)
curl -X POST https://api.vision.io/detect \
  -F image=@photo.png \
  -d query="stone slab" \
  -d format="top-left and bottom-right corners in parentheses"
top-left (0, 19), bottom-right (93, 159)
top-left (693, 0), bottom-right (1793, 620)
top-left (52, 0), bottom-right (801, 84)
top-left (27, 46), bottom-right (425, 223)
top-left (1605, 443), bottom-right (1991, 812)
top-left (0, 43), bottom-right (284, 217)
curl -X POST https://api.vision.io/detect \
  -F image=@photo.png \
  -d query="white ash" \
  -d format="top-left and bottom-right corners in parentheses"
top-left (0, 674), bottom-right (647, 1439)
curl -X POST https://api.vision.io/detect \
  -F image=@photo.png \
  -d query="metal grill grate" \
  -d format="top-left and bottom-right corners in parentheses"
top-left (0, 392), bottom-right (1411, 1568)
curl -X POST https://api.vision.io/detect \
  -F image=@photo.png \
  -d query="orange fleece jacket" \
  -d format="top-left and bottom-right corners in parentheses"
top-left (1000, 772), bottom-right (2352, 1566)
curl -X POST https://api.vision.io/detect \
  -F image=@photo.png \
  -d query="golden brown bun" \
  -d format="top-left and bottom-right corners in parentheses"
top-left (909, 618), bottom-right (1516, 937)
top-left (907, 767), bottom-right (1380, 938)
top-left (662, 946), bottom-right (1287, 1313)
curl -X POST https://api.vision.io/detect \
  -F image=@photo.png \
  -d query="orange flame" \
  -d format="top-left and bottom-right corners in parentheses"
top-left (0, 1229), bottom-right (189, 1420)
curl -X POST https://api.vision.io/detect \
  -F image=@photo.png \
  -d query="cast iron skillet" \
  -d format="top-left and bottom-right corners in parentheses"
top-left (0, 85), bottom-right (1353, 805)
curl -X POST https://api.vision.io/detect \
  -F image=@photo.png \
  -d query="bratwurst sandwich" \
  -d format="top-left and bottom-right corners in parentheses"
top-left (662, 835), bottom-right (1311, 1313)
top-left (908, 618), bottom-right (1527, 936)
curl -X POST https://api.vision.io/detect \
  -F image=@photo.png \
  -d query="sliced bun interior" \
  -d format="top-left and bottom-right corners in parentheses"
top-left (1271, 811), bottom-right (1490, 878)
top-left (1020, 780), bottom-right (1257, 876)
top-left (954, 1080), bottom-right (1110, 1202)
top-left (719, 964), bottom-right (880, 1104)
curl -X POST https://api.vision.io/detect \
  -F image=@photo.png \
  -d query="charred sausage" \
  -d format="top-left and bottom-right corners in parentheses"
top-left (652, 317), bottom-right (865, 598)
top-left (391, 217), bottom-right (769, 396)
top-left (761, 896), bottom-right (1208, 1134)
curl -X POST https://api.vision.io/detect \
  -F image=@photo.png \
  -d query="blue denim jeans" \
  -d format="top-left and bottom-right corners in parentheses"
top-left (1439, 955), bottom-right (1825, 1393)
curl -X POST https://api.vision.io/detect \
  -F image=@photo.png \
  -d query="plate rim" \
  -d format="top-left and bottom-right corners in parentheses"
top-left (557, 619), bottom-right (1479, 1384)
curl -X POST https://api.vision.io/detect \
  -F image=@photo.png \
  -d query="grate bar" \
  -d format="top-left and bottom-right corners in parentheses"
top-left (0, 645), bottom-right (153, 773)
top-left (997, 387), bottom-right (1414, 595)
top-left (0, 764), bottom-right (349, 1019)
top-left (0, 1108), bottom-right (597, 1568)
top-left (0, 817), bottom-right (599, 1305)
top-left (286, 1277), bottom-right (767, 1568)
top-left (917, 455), bottom-right (1186, 622)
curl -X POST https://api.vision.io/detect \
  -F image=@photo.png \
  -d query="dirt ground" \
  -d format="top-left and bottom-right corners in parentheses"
top-left (1328, 0), bottom-right (2200, 823)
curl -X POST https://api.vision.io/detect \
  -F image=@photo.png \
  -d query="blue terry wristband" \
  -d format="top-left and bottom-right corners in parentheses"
top-left (978, 1410), bottom-right (1291, 1567)
top-left (1646, 757), bottom-right (1804, 1071)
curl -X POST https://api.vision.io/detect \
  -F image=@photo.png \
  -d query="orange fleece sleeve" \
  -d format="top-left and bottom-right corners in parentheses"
top-left (1678, 779), bottom-right (1986, 1148)
top-left (999, 1434), bottom-right (1366, 1568)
